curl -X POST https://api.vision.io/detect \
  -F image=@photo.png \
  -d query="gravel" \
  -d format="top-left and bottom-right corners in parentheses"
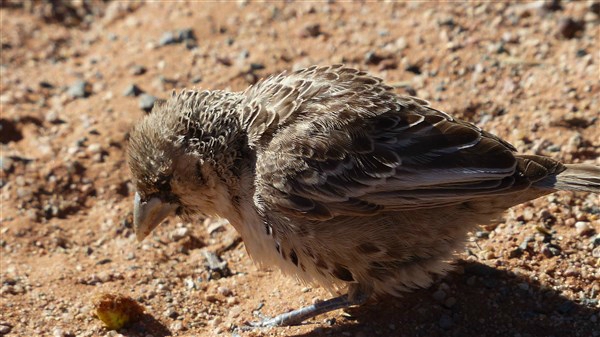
top-left (1, 2), bottom-right (598, 336)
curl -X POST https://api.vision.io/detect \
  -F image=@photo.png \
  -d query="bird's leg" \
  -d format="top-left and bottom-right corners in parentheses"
top-left (249, 283), bottom-right (371, 327)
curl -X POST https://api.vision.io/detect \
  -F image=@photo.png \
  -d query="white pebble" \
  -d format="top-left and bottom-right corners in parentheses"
top-left (169, 227), bottom-right (189, 241)
top-left (575, 222), bottom-right (592, 235)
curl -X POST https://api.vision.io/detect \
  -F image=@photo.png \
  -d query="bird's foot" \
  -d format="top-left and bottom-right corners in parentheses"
top-left (241, 284), bottom-right (371, 328)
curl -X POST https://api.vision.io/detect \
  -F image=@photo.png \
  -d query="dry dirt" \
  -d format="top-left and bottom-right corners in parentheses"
top-left (1, 2), bottom-right (599, 337)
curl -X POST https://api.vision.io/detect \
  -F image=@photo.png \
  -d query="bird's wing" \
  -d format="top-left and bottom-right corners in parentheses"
top-left (243, 65), bottom-right (558, 220)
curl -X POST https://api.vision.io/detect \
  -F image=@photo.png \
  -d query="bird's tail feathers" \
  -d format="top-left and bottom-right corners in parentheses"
top-left (551, 164), bottom-right (600, 193)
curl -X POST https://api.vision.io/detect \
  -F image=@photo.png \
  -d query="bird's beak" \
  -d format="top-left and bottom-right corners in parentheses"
top-left (133, 192), bottom-right (178, 242)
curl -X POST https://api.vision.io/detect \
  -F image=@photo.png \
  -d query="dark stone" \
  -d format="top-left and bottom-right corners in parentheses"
top-left (300, 23), bottom-right (321, 38)
top-left (558, 17), bottom-right (584, 39)
top-left (509, 247), bottom-right (524, 259)
top-left (0, 119), bottom-right (23, 144)
top-left (541, 0), bottom-right (562, 12)
top-left (591, 2), bottom-right (600, 16)
top-left (364, 51), bottom-right (384, 65)
top-left (177, 28), bottom-right (196, 42)
top-left (405, 64), bottom-right (422, 75)
top-left (250, 63), bottom-right (265, 71)
top-left (39, 81), bottom-right (54, 89)
top-left (576, 49), bottom-right (588, 58)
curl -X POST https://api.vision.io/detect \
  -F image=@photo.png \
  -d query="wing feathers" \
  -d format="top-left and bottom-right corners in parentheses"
top-left (250, 66), bottom-right (542, 219)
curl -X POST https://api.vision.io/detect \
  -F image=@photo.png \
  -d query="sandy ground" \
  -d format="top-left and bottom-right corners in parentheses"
top-left (1, 1), bottom-right (599, 337)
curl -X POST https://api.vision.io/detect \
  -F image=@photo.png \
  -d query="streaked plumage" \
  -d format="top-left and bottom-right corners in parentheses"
top-left (128, 65), bottom-right (600, 326)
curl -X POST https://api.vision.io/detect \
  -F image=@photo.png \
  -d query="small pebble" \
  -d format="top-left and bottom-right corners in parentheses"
top-left (217, 286), bottom-right (231, 296)
top-left (39, 81), bottom-right (54, 89)
top-left (170, 321), bottom-right (184, 332)
top-left (558, 17), bottom-right (584, 39)
top-left (130, 65), bottom-right (146, 75)
top-left (68, 80), bottom-right (90, 98)
top-left (0, 325), bottom-right (12, 334)
top-left (563, 267), bottom-right (579, 277)
top-left (177, 28), bottom-right (196, 42)
top-left (87, 143), bottom-right (102, 154)
top-left (164, 308), bottom-right (178, 319)
top-left (405, 64), bottom-right (421, 75)
top-left (0, 156), bottom-right (14, 172)
top-left (364, 51), bottom-right (384, 65)
top-left (123, 84), bottom-right (143, 97)
top-left (169, 227), bottom-right (189, 241)
top-left (590, 2), bottom-right (600, 16)
top-left (139, 94), bottom-right (157, 113)
top-left (541, 243), bottom-right (560, 258)
top-left (519, 236), bottom-right (534, 250)
top-left (159, 32), bottom-right (177, 46)
top-left (575, 222), bottom-right (593, 236)
top-left (540, 0), bottom-right (562, 12)
top-left (592, 235), bottom-right (600, 247)
top-left (208, 317), bottom-right (221, 327)
top-left (299, 23), bottom-right (321, 38)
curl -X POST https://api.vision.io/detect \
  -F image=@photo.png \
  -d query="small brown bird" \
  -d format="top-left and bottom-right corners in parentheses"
top-left (128, 65), bottom-right (599, 326)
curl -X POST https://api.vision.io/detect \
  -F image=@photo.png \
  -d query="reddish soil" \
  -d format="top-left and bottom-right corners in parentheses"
top-left (1, 2), bottom-right (598, 337)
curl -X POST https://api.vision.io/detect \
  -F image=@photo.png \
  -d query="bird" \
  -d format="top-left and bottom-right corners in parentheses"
top-left (127, 64), bottom-right (600, 327)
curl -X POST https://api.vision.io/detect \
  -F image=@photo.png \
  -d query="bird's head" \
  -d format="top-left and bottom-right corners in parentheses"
top-left (127, 90), bottom-right (246, 241)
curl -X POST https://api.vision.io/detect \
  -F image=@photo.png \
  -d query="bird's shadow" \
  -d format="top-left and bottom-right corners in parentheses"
top-left (291, 261), bottom-right (599, 337)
